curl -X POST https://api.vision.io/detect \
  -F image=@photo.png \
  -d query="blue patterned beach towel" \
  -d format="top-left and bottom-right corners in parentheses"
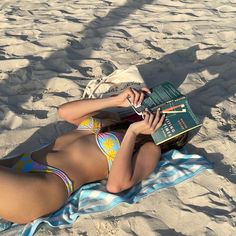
top-left (0, 149), bottom-right (213, 236)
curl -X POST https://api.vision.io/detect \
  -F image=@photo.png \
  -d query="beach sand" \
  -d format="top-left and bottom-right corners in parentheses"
top-left (0, 0), bottom-right (235, 235)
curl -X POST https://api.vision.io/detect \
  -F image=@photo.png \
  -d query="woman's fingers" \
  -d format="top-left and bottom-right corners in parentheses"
top-left (143, 109), bottom-right (155, 129)
top-left (128, 87), bottom-right (151, 107)
top-left (131, 88), bottom-right (141, 106)
top-left (138, 87), bottom-right (151, 106)
top-left (127, 88), bottom-right (135, 105)
top-left (150, 109), bottom-right (166, 132)
top-left (143, 110), bottom-right (150, 120)
top-left (148, 111), bottom-right (155, 126)
top-left (155, 113), bottom-right (165, 130)
top-left (151, 109), bottom-right (161, 128)
top-left (140, 109), bottom-right (165, 134)
top-left (138, 92), bottom-right (145, 106)
top-left (141, 87), bottom-right (151, 94)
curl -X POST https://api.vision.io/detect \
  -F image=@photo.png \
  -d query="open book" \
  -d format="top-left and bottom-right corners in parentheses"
top-left (125, 82), bottom-right (201, 145)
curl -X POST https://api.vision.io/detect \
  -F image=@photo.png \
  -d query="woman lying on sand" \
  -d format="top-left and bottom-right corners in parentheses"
top-left (0, 87), bottom-right (187, 224)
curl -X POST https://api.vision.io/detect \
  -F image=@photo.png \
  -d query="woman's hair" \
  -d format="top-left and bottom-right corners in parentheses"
top-left (101, 119), bottom-right (189, 153)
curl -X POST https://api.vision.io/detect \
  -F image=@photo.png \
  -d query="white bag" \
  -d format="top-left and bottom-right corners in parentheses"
top-left (82, 65), bottom-right (146, 99)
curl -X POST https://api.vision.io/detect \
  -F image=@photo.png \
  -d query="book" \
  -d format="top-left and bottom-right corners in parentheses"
top-left (125, 82), bottom-right (201, 145)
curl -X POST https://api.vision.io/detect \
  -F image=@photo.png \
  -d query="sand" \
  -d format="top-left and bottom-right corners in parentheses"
top-left (0, 0), bottom-right (235, 235)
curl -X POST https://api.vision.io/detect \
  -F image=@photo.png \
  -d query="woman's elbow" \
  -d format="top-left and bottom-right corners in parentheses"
top-left (57, 105), bottom-right (72, 122)
top-left (106, 182), bottom-right (132, 194)
top-left (106, 184), bottom-right (122, 194)
top-left (57, 106), bottom-right (65, 119)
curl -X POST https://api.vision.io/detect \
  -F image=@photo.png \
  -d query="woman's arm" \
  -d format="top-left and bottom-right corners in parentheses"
top-left (58, 87), bottom-right (151, 126)
top-left (58, 97), bottom-right (119, 125)
top-left (106, 110), bottom-right (165, 193)
top-left (106, 128), bottom-right (137, 192)
top-left (106, 129), bottom-right (161, 193)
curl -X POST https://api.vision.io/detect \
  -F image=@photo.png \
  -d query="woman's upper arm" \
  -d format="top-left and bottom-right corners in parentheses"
top-left (106, 142), bottom-right (161, 193)
top-left (62, 110), bottom-right (120, 127)
top-left (121, 142), bottom-right (161, 189)
top-left (127, 142), bottom-right (161, 186)
top-left (59, 111), bottom-right (99, 126)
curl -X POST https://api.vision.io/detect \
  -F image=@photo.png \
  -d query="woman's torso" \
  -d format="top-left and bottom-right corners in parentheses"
top-left (31, 121), bottom-right (124, 190)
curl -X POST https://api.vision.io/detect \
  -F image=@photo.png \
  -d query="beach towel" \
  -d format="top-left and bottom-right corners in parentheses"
top-left (0, 149), bottom-right (213, 235)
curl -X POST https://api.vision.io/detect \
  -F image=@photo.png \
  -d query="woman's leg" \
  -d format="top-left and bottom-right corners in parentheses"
top-left (0, 166), bottom-right (68, 224)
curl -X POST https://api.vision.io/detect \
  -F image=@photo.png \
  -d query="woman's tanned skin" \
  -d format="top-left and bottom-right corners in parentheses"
top-left (0, 87), bottom-right (164, 224)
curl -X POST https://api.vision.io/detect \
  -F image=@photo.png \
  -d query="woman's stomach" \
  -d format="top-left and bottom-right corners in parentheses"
top-left (50, 134), bottom-right (109, 187)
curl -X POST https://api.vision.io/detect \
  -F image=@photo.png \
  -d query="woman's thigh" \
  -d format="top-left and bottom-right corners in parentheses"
top-left (0, 166), bottom-right (68, 224)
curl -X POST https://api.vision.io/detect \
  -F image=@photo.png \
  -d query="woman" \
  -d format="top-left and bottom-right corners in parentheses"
top-left (0, 87), bottom-right (187, 225)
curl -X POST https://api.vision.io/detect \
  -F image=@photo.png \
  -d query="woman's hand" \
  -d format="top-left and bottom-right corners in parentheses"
top-left (128, 109), bottom-right (165, 135)
top-left (115, 87), bottom-right (151, 108)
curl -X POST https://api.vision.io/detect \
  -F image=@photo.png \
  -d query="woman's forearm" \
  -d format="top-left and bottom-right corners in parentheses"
top-left (58, 96), bottom-right (119, 122)
top-left (107, 128), bottom-right (137, 189)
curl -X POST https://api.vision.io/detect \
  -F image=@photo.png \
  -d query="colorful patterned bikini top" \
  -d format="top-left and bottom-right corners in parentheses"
top-left (77, 116), bottom-right (124, 170)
